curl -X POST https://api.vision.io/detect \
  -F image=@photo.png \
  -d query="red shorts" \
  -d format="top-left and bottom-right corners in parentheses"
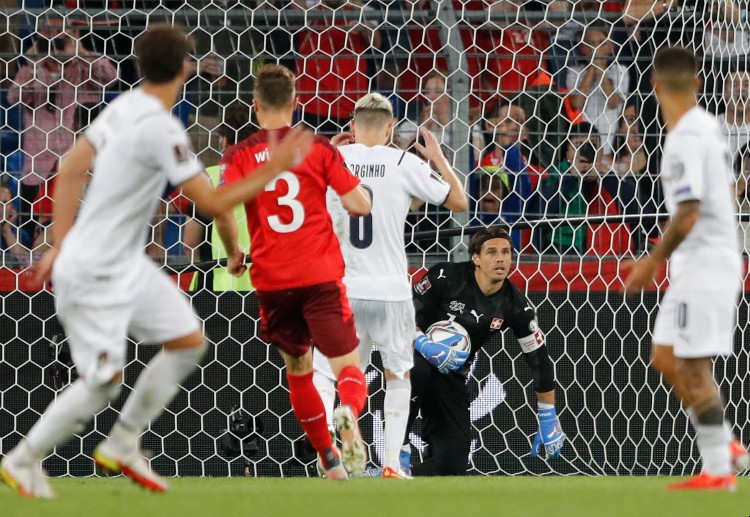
top-left (257, 281), bottom-right (359, 358)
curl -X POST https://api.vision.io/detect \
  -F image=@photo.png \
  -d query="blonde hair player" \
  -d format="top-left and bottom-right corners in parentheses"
top-left (313, 92), bottom-right (468, 478)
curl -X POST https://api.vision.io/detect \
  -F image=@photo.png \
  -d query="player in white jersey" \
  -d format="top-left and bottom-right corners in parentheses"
top-left (624, 46), bottom-right (748, 491)
top-left (313, 93), bottom-right (468, 478)
top-left (0, 25), bottom-right (313, 499)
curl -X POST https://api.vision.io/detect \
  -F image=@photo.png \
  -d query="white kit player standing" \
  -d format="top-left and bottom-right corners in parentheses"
top-left (312, 93), bottom-right (468, 478)
top-left (0, 25), bottom-right (313, 499)
top-left (624, 46), bottom-right (748, 491)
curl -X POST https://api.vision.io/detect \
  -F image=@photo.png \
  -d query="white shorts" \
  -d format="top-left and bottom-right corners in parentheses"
top-left (652, 286), bottom-right (739, 359)
top-left (314, 298), bottom-right (416, 380)
top-left (54, 259), bottom-right (200, 386)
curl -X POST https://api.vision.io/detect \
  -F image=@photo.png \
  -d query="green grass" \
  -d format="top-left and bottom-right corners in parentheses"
top-left (3, 476), bottom-right (750, 517)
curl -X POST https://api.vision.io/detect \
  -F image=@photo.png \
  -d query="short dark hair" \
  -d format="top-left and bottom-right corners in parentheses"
top-left (217, 101), bottom-right (255, 145)
top-left (653, 46), bottom-right (698, 93)
top-left (468, 227), bottom-right (513, 257)
top-left (254, 64), bottom-right (296, 110)
top-left (73, 103), bottom-right (105, 132)
top-left (136, 25), bottom-right (192, 84)
top-left (576, 142), bottom-right (596, 163)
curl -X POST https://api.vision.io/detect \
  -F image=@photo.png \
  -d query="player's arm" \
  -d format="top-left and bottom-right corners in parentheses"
top-left (180, 172), bottom-right (245, 276)
top-left (413, 128), bottom-right (468, 212)
top-left (649, 200), bottom-right (700, 264)
top-left (181, 126), bottom-right (314, 217)
top-left (509, 304), bottom-right (565, 458)
top-left (32, 136), bottom-right (95, 285)
top-left (624, 139), bottom-right (704, 294)
top-left (412, 264), bottom-right (469, 373)
top-left (52, 137), bottom-right (96, 248)
top-left (340, 185), bottom-right (372, 217)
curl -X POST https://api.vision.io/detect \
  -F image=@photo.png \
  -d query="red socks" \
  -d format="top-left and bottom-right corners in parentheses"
top-left (287, 371), bottom-right (332, 454)
top-left (337, 365), bottom-right (367, 417)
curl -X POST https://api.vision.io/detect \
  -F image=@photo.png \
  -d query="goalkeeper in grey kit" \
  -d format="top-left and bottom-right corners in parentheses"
top-left (403, 227), bottom-right (566, 476)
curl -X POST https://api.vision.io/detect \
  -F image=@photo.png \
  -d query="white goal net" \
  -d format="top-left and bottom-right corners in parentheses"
top-left (1, 0), bottom-right (748, 477)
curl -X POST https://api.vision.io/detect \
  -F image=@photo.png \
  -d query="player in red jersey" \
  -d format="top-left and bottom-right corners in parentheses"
top-left (219, 64), bottom-right (372, 479)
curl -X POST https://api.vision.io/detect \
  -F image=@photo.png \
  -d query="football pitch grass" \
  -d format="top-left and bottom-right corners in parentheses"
top-left (2, 476), bottom-right (750, 517)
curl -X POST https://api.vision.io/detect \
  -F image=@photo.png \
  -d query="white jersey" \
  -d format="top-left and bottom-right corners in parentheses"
top-left (56, 89), bottom-right (203, 284)
top-left (660, 106), bottom-right (742, 290)
top-left (328, 144), bottom-right (451, 301)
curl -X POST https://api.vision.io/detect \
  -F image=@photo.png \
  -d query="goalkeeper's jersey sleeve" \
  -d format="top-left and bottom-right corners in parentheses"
top-left (412, 261), bottom-right (540, 375)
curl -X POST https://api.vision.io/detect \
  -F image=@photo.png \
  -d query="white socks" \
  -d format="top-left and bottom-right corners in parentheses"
top-left (689, 412), bottom-right (732, 476)
top-left (117, 345), bottom-right (206, 437)
top-left (383, 378), bottom-right (411, 471)
top-left (21, 379), bottom-right (120, 462)
top-left (312, 371), bottom-right (337, 427)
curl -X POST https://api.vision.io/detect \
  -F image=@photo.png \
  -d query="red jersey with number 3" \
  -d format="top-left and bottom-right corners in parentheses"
top-left (219, 127), bottom-right (360, 290)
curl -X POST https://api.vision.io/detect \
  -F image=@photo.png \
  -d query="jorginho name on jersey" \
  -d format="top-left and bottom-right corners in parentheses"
top-left (413, 261), bottom-right (543, 376)
top-left (660, 106), bottom-right (742, 290)
top-left (328, 144), bottom-right (450, 302)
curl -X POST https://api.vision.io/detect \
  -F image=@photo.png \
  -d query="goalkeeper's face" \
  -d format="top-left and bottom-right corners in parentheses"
top-left (473, 238), bottom-right (513, 283)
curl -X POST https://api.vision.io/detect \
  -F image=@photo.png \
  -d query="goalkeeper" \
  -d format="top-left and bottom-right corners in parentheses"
top-left (403, 227), bottom-right (565, 476)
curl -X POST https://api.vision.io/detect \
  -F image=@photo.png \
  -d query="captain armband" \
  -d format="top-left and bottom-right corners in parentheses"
top-left (517, 319), bottom-right (544, 353)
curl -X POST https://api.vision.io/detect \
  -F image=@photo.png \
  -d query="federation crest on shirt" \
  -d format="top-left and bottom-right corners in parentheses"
top-left (490, 317), bottom-right (504, 330)
top-left (670, 160), bottom-right (685, 181)
top-left (415, 276), bottom-right (432, 295)
top-left (173, 144), bottom-right (189, 164)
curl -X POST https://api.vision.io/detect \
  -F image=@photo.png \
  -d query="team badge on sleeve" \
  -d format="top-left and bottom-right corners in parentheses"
top-left (490, 318), bottom-right (504, 330)
top-left (670, 160), bottom-right (684, 180)
top-left (415, 276), bottom-right (432, 295)
top-left (173, 144), bottom-right (189, 164)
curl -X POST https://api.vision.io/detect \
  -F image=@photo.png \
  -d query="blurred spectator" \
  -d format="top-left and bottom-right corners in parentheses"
top-left (31, 103), bottom-right (104, 255)
top-left (566, 25), bottom-right (630, 155)
top-left (603, 106), bottom-right (660, 253)
top-left (472, 101), bottom-right (535, 249)
top-left (701, 0), bottom-right (747, 113)
top-left (396, 71), bottom-right (452, 151)
top-left (721, 70), bottom-right (750, 159)
top-left (473, 166), bottom-right (509, 225)
top-left (463, 0), bottom-right (550, 120)
top-left (1, 184), bottom-right (32, 263)
top-left (8, 28), bottom-right (116, 230)
top-left (295, 0), bottom-right (381, 135)
top-left (734, 142), bottom-right (750, 255)
top-left (539, 141), bottom-right (599, 255)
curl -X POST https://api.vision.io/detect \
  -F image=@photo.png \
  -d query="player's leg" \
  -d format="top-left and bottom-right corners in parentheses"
top-left (96, 263), bottom-right (205, 492)
top-left (1, 274), bottom-right (127, 498)
top-left (307, 282), bottom-right (367, 475)
top-left (372, 299), bottom-right (415, 477)
top-left (312, 348), bottom-right (338, 428)
top-left (410, 368), bottom-right (471, 476)
top-left (404, 352), bottom-right (434, 450)
top-left (257, 286), bottom-right (347, 480)
top-left (656, 290), bottom-right (739, 490)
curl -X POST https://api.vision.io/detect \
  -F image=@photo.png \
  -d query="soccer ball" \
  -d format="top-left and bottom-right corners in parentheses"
top-left (425, 320), bottom-right (471, 354)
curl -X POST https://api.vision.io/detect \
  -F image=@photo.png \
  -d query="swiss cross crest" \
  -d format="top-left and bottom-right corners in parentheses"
top-left (490, 318), bottom-right (504, 330)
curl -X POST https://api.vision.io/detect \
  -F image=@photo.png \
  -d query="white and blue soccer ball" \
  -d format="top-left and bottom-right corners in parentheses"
top-left (426, 320), bottom-right (471, 354)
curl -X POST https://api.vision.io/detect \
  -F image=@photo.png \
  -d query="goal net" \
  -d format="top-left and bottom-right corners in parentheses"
top-left (1, 0), bottom-right (748, 477)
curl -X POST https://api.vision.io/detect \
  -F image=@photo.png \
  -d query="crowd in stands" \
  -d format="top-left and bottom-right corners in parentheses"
top-left (1, 0), bottom-right (749, 266)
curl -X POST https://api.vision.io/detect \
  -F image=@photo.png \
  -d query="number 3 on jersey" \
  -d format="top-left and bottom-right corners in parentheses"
top-left (349, 185), bottom-right (373, 249)
top-left (266, 171), bottom-right (305, 233)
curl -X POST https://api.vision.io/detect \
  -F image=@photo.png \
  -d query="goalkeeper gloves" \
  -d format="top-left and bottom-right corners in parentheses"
top-left (530, 405), bottom-right (565, 459)
top-left (414, 332), bottom-right (470, 374)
